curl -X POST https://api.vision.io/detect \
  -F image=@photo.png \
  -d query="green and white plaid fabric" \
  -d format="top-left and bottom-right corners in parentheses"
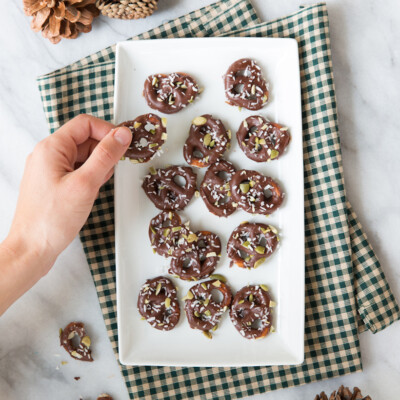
top-left (37, 1), bottom-right (400, 399)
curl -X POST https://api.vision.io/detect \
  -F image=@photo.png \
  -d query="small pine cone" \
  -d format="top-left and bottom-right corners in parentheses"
top-left (23, 0), bottom-right (100, 44)
top-left (96, 0), bottom-right (158, 20)
top-left (315, 386), bottom-right (372, 400)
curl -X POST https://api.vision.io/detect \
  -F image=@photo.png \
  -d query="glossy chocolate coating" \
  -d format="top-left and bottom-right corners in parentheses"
top-left (230, 169), bottom-right (284, 215)
top-left (230, 285), bottom-right (272, 339)
top-left (226, 222), bottom-right (279, 269)
top-left (183, 114), bottom-right (230, 168)
top-left (200, 159), bottom-right (237, 217)
top-left (169, 230), bottom-right (221, 281)
top-left (224, 58), bottom-right (269, 110)
top-left (137, 276), bottom-right (180, 331)
top-left (236, 116), bottom-right (290, 162)
top-left (144, 72), bottom-right (199, 114)
top-left (142, 165), bottom-right (197, 211)
top-left (60, 322), bottom-right (93, 362)
top-left (184, 279), bottom-right (232, 332)
top-left (119, 113), bottom-right (166, 163)
top-left (149, 211), bottom-right (197, 258)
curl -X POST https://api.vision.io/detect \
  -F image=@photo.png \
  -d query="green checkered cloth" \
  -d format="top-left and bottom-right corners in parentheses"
top-left (37, 1), bottom-right (400, 398)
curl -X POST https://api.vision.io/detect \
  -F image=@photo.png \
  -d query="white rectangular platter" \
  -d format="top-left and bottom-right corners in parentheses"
top-left (114, 38), bottom-right (304, 367)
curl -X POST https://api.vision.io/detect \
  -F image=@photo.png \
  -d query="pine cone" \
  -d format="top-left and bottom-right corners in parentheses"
top-left (96, 0), bottom-right (158, 20)
top-left (23, 0), bottom-right (100, 44)
top-left (315, 386), bottom-right (372, 400)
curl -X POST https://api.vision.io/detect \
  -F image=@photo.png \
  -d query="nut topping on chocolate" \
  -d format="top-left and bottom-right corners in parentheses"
top-left (200, 159), bottom-right (237, 217)
top-left (137, 276), bottom-right (180, 331)
top-left (236, 116), bottom-right (290, 162)
top-left (183, 114), bottom-right (230, 168)
top-left (142, 165), bottom-right (197, 211)
top-left (227, 222), bottom-right (279, 269)
top-left (230, 285), bottom-right (273, 339)
top-left (224, 58), bottom-right (269, 110)
top-left (230, 169), bottom-right (284, 215)
top-left (118, 113), bottom-right (167, 163)
top-left (60, 322), bottom-right (93, 362)
top-left (184, 279), bottom-right (232, 336)
top-left (144, 72), bottom-right (199, 114)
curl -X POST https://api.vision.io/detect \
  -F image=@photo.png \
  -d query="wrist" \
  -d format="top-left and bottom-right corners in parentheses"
top-left (2, 228), bottom-right (57, 278)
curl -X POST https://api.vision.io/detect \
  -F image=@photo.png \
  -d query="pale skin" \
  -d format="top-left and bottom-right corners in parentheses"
top-left (0, 114), bottom-right (132, 316)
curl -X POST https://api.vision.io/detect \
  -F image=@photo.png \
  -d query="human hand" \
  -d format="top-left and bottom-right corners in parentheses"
top-left (5, 114), bottom-right (131, 276)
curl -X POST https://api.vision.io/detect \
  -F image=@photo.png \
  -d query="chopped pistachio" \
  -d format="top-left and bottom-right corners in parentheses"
top-left (68, 331), bottom-right (75, 340)
top-left (238, 299), bottom-right (245, 304)
top-left (212, 280), bottom-right (221, 287)
top-left (161, 117), bottom-right (167, 128)
top-left (254, 258), bottom-right (266, 269)
top-left (203, 331), bottom-right (212, 339)
top-left (165, 297), bottom-right (171, 308)
top-left (227, 129), bottom-right (232, 139)
top-left (209, 140), bottom-right (215, 148)
top-left (183, 290), bottom-right (194, 301)
top-left (260, 284), bottom-right (269, 292)
top-left (242, 241), bottom-right (250, 248)
top-left (270, 326), bottom-right (276, 333)
top-left (59, 328), bottom-right (63, 337)
top-left (195, 190), bottom-right (200, 198)
top-left (152, 76), bottom-right (158, 86)
top-left (133, 121), bottom-right (142, 129)
top-left (259, 138), bottom-right (266, 145)
top-left (211, 325), bottom-right (218, 332)
top-left (194, 311), bottom-right (200, 317)
top-left (206, 252), bottom-right (217, 258)
top-left (270, 149), bottom-right (279, 160)
top-left (201, 283), bottom-right (207, 290)
top-left (149, 166), bottom-right (157, 175)
top-left (203, 133), bottom-right (212, 146)
top-left (149, 143), bottom-right (158, 148)
top-left (61, 361), bottom-right (68, 365)
top-left (243, 120), bottom-right (248, 129)
top-left (192, 116), bottom-right (207, 126)
top-left (209, 274), bottom-right (226, 282)
top-left (81, 336), bottom-right (91, 348)
top-left (240, 183), bottom-right (250, 194)
top-left (187, 233), bottom-right (198, 243)
top-left (155, 282), bottom-right (162, 296)
top-left (270, 301), bottom-right (277, 308)
top-left (71, 351), bottom-right (82, 359)
top-left (204, 310), bottom-right (211, 317)
top-left (269, 225), bottom-right (278, 235)
top-left (204, 298), bottom-right (210, 306)
top-left (172, 226), bottom-right (182, 233)
top-left (163, 228), bottom-right (170, 237)
top-left (249, 294), bottom-right (254, 302)
top-left (255, 246), bottom-right (265, 255)
top-left (161, 132), bottom-right (168, 141)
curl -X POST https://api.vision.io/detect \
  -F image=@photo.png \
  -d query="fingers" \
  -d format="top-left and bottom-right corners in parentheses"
top-left (76, 126), bottom-right (131, 189)
top-left (76, 138), bottom-right (99, 163)
top-left (54, 114), bottom-right (115, 145)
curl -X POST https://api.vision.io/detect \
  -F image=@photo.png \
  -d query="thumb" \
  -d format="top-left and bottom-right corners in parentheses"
top-left (78, 126), bottom-right (131, 188)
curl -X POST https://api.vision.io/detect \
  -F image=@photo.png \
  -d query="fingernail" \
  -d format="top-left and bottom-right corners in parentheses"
top-left (113, 127), bottom-right (131, 146)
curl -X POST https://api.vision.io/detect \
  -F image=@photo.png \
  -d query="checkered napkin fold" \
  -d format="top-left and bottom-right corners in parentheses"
top-left (37, 1), bottom-right (400, 399)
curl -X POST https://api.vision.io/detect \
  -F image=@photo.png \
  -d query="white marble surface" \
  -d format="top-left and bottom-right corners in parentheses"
top-left (0, 0), bottom-right (399, 399)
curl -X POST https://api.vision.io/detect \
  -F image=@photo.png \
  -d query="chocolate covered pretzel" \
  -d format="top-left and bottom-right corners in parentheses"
top-left (230, 169), bottom-right (284, 215)
top-left (169, 231), bottom-right (221, 281)
top-left (137, 276), bottom-right (180, 331)
top-left (200, 159), bottom-right (237, 217)
top-left (144, 72), bottom-right (199, 114)
top-left (227, 222), bottom-right (279, 269)
top-left (224, 58), bottom-right (269, 110)
top-left (149, 211), bottom-right (196, 258)
top-left (230, 285), bottom-right (272, 339)
top-left (142, 165), bottom-right (197, 211)
top-left (60, 322), bottom-right (93, 362)
top-left (184, 279), bottom-right (232, 335)
top-left (183, 115), bottom-right (230, 168)
top-left (237, 116), bottom-right (290, 162)
top-left (119, 113), bottom-right (167, 163)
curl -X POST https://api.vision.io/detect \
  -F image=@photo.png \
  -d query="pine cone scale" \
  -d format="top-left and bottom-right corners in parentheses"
top-left (23, 0), bottom-right (99, 43)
